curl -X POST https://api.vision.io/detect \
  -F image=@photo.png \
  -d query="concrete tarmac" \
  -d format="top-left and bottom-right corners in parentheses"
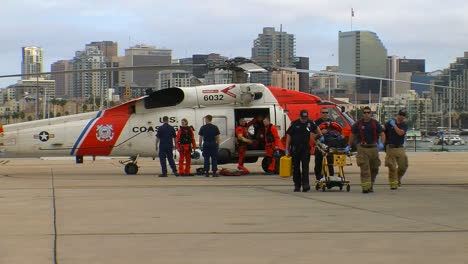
top-left (0, 152), bottom-right (467, 263)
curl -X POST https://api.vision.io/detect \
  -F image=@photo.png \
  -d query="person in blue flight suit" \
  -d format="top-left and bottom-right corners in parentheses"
top-left (198, 115), bottom-right (221, 177)
top-left (155, 116), bottom-right (179, 177)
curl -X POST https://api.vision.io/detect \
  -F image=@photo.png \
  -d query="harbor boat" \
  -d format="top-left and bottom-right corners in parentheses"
top-left (405, 129), bottom-right (422, 141)
top-left (433, 135), bottom-right (466, 145)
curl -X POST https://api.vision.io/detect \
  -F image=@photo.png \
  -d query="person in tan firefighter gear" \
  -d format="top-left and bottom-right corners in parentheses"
top-left (235, 118), bottom-right (253, 173)
top-left (346, 106), bottom-right (385, 193)
top-left (384, 109), bottom-right (409, 189)
top-left (263, 117), bottom-right (281, 174)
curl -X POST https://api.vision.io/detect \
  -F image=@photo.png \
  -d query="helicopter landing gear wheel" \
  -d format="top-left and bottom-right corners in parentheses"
top-left (124, 163), bottom-right (139, 175)
top-left (119, 154), bottom-right (140, 175)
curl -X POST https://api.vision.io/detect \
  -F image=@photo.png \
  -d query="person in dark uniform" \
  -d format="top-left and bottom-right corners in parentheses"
top-left (285, 110), bottom-right (322, 192)
top-left (346, 106), bottom-right (385, 193)
top-left (249, 115), bottom-right (265, 149)
top-left (384, 109), bottom-right (409, 190)
top-left (155, 116), bottom-right (179, 177)
top-left (198, 115), bottom-right (220, 177)
top-left (314, 108), bottom-right (334, 180)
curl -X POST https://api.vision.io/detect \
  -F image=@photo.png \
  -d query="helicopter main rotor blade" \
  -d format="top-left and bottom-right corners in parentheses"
top-left (0, 64), bottom-right (206, 79)
top-left (281, 67), bottom-right (461, 91)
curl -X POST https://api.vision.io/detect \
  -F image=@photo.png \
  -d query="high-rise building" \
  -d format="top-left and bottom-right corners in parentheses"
top-left (70, 45), bottom-right (108, 99)
top-left (190, 53), bottom-right (228, 79)
top-left (87, 41), bottom-right (119, 88)
top-left (51, 60), bottom-right (70, 97)
top-left (87, 41), bottom-right (118, 58)
top-left (204, 69), bottom-right (233, 85)
top-left (119, 45), bottom-right (172, 87)
top-left (10, 79), bottom-right (56, 101)
top-left (310, 67), bottom-right (339, 90)
top-left (386, 56), bottom-right (426, 96)
top-left (251, 27), bottom-right (296, 85)
top-left (21, 46), bottom-right (44, 79)
top-left (398, 59), bottom-right (425, 73)
top-left (294, 57), bottom-right (309, 93)
top-left (271, 71), bottom-right (299, 91)
top-left (338, 31), bottom-right (387, 96)
top-left (156, 70), bottom-right (192, 90)
top-left (431, 52), bottom-right (468, 115)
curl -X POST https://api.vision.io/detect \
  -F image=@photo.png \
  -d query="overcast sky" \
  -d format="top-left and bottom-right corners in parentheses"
top-left (1, 0), bottom-right (467, 88)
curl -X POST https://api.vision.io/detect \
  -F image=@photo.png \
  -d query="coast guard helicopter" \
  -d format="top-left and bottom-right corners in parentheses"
top-left (0, 59), bottom-right (355, 175)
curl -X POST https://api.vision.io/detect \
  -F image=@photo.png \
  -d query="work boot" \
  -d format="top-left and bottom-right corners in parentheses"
top-left (302, 185), bottom-right (311, 192)
top-left (362, 189), bottom-right (369, 194)
top-left (294, 185), bottom-right (301, 192)
top-left (158, 173), bottom-right (167, 177)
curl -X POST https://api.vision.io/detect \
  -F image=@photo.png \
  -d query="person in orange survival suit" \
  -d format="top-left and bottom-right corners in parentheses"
top-left (176, 118), bottom-right (197, 176)
top-left (263, 117), bottom-right (282, 173)
top-left (235, 118), bottom-right (253, 173)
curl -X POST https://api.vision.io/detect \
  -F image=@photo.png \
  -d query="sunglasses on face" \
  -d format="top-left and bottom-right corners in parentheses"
top-left (321, 112), bottom-right (328, 114)
top-left (363, 111), bottom-right (371, 114)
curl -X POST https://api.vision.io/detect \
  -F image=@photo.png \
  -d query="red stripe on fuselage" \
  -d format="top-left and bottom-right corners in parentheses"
top-left (75, 103), bottom-right (135, 156)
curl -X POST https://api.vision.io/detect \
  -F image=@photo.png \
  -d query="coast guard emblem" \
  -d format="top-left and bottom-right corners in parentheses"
top-left (96, 125), bottom-right (114, 142)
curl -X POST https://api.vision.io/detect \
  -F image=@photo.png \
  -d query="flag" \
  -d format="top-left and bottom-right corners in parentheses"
top-left (351, 8), bottom-right (355, 17)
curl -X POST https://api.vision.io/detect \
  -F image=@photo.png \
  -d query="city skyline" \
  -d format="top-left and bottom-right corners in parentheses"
top-left (1, 0), bottom-right (468, 88)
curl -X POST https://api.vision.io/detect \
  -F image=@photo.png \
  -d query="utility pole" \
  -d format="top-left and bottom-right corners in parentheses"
top-left (35, 63), bottom-right (40, 120)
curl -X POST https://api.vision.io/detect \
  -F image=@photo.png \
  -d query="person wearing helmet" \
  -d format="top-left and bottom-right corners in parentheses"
top-left (285, 110), bottom-right (322, 192)
top-left (176, 118), bottom-right (197, 176)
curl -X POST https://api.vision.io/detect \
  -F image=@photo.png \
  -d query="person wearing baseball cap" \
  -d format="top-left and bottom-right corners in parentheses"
top-left (285, 109), bottom-right (323, 192)
top-left (384, 109), bottom-right (409, 190)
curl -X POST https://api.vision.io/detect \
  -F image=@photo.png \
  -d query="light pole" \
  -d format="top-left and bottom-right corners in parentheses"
top-left (35, 63), bottom-right (40, 120)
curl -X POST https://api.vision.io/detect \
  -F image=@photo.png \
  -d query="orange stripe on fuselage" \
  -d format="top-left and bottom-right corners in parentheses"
top-left (75, 103), bottom-right (135, 156)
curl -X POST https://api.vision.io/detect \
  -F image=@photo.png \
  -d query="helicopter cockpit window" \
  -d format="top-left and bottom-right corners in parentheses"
top-left (327, 107), bottom-right (347, 128)
top-left (144, 88), bottom-right (185, 109)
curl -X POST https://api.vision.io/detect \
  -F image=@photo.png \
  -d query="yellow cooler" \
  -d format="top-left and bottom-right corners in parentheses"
top-left (279, 155), bottom-right (292, 178)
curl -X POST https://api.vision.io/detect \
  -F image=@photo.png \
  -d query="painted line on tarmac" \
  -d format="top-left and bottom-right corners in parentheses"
top-left (55, 229), bottom-right (468, 237)
top-left (257, 187), bottom-right (463, 231)
top-left (50, 168), bottom-right (58, 264)
top-left (0, 183), bottom-right (467, 190)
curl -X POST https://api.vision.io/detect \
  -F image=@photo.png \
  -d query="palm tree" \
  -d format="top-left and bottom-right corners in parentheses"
top-left (11, 112), bottom-right (19, 123)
